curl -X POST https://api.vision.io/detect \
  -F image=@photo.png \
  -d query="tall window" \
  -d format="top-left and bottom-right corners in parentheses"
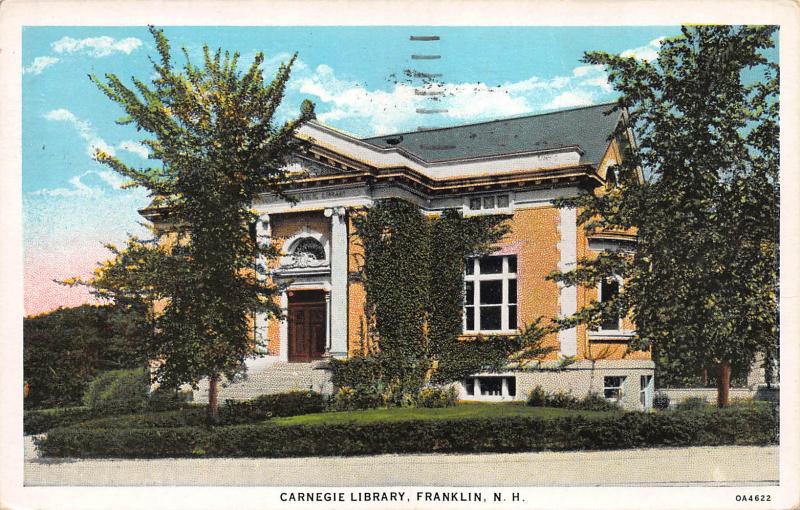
top-left (464, 255), bottom-right (518, 333)
top-left (599, 276), bottom-right (621, 331)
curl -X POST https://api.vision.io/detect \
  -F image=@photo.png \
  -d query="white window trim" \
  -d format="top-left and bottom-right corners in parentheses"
top-left (594, 274), bottom-right (627, 334)
top-left (603, 375), bottom-right (626, 402)
top-left (461, 375), bottom-right (517, 402)
top-left (463, 193), bottom-right (514, 216)
top-left (464, 255), bottom-right (518, 334)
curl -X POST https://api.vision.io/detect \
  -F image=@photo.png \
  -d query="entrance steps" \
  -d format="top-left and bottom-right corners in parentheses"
top-left (193, 361), bottom-right (333, 403)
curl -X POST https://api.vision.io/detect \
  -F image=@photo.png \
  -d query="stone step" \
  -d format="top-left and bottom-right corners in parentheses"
top-left (193, 363), bottom-right (333, 403)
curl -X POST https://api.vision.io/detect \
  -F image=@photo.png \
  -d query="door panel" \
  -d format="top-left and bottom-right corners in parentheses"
top-left (288, 301), bottom-right (326, 362)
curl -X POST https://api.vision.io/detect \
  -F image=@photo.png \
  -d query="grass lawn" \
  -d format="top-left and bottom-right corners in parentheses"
top-left (272, 402), bottom-right (618, 426)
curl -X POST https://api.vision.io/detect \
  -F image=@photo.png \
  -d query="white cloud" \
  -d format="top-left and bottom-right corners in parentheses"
top-left (543, 90), bottom-right (595, 110)
top-left (293, 61), bottom-right (618, 135)
top-left (30, 169), bottom-right (132, 197)
top-left (52, 36), bottom-right (143, 57)
top-left (97, 170), bottom-right (127, 189)
top-left (23, 56), bottom-right (60, 75)
top-left (44, 108), bottom-right (115, 158)
top-left (118, 140), bottom-right (149, 159)
top-left (31, 171), bottom-right (104, 197)
top-left (620, 37), bottom-right (665, 62)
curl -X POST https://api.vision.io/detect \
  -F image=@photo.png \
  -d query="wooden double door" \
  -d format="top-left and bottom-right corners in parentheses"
top-left (287, 290), bottom-right (327, 362)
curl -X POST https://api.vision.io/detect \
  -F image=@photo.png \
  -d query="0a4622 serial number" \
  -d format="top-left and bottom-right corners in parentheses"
top-left (736, 494), bottom-right (771, 502)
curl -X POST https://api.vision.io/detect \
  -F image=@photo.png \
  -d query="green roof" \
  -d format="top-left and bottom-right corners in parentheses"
top-left (361, 102), bottom-right (622, 165)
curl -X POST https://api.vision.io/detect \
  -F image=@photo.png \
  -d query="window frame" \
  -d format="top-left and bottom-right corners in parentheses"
top-left (464, 255), bottom-right (518, 334)
top-left (603, 375), bottom-right (626, 402)
top-left (596, 274), bottom-right (624, 332)
top-left (465, 193), bottom-right (512, 213)
top-left (603, 375), bottom-right (628, 402)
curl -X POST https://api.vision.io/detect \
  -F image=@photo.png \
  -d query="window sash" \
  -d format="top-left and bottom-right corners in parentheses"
top-left (464, 255), bottom-right (518, 333)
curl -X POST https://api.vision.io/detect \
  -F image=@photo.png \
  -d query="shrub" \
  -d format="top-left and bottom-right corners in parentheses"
top-left (35, 426), bottom-right (206, 458)
top-left (547, 390), bottom-right (579, 408)
top-left (219, 391), bottom-right (327, 424)
top-left (417, 386), bottom-right (458, 408)
top-left (653, 391), bottom-right (670, 410)
top-left (75, 407), bottom-right (209, 429)
top-left (82, 368), bottom-right (150, 412)
top-left (24, 406), bottom-right (96, 435)
top-left (527, 387), bottom-right (619, 412)
top-left (572, 393), bottom-right (620, 412)
top-left (147, 385), bottom-right (193, 411)
top-left (527, 386), bottom-right (548, 407)
top-left (38, 405), bottom-right (778, 458)
top-left (329, 386), bottom-right (385, 411)
top-left (676, 396), bottom-right (710, 411)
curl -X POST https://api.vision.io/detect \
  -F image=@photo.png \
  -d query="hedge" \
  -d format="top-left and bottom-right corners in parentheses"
top-left (24, 406), bottom-right (97, 435)
top-left (37, 405), bottom-right (777, 458)
top-left (74, 407), bottom-right (209, 430)
top-left (219, 391), bottom-right (326, 424)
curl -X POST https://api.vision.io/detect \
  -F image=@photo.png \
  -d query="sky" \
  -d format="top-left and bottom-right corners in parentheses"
top-left (22, 25), bottom-right (682, 316)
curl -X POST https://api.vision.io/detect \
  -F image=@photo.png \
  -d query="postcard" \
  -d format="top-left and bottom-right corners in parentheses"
top-left (1, 1), bottom-right (798, 509)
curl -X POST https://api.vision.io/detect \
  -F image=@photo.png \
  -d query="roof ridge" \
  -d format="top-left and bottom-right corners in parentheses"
top-left (361, 101), bottom-right (620, 140)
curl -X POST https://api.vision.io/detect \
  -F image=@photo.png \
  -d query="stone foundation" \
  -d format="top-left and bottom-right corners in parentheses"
top-left (455, 359), bottom-right (655, 410)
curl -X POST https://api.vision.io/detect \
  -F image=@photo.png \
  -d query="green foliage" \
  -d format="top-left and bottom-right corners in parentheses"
top-left (427, 208), bottom-right (512, 383)
top-left (219, 391), bottom-right (327, 423)
top-left (329, 355), bottom-right (383, 391)
top-left (434, 321), bottom-right (556, 385)
top-left (35, 426), bottom-right (207, 458)
top-left (82, 368), bottom-right (150, 412)
top-left (329, 386), bottom-right (385, 411)
top-left (653, 391), bottom-right (670, 410)
top-left (345, 198), bottom-right (547, 403)
top-left (75, 407), bottom-right (208, 430)
top-left (526, 386), bottom-right (621, 412)
top-left (675, 396), bottom-right (711, 411)
top-left (24, 406), bottom-right (96, 435)
top-left (548, 26), bottom-right (779, 405)
top-left (273, 403), bottom-right (603, 426)
top-left (75, 27), bottom-right (315, 414)
top-left (417, 386), bottom-right (458, 408)
top-left (351, 198), bottom-right (432, 398)
top-left (37, 405), bottom-right (777, 458)
top-left (23, 304), bottom-right (148, 409)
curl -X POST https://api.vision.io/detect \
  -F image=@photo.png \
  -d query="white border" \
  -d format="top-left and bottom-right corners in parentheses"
top-left (1, 1), bottom-right (798, 510)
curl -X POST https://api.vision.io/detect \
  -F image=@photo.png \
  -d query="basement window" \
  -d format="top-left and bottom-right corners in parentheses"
top-left (463, 376), bottom-right (517, 398)
top-left (604, 376), bottom-right (626, 401)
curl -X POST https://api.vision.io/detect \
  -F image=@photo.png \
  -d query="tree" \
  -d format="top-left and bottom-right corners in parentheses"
top-left (23, 304), bottom-right (148, 408)
top-left (82, 27), bottom-right (314, 421)
top-left (550, 26), bottom-right (778, 407)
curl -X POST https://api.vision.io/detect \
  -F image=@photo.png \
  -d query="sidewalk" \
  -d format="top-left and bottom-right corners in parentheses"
top-left (24, 437), bottom-right (777, 487)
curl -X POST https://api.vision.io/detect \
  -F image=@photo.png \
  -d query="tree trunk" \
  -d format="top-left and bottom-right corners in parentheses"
top-left (207, 374), bottom-right (220, 424)
top-left (717, 361), bottom-right (731, 408)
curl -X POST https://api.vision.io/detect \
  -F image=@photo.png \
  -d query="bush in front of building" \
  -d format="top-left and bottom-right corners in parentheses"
top-left (35, 426), bottom-right (207, 458)
top-left (24, 406), bottom-right (98, 435)
top-left (219, 391), bottom-right (327, 424)
top-left (82, 367), bottom-right (151, 413)
top-left (653, 391), bottom-right (671, 410)
top-left (328, 386), bottom-right (385, 411)
top-left (417, 386), bottom-right (458, 408)
top-left (73, 406), bottom-right (209, 430)
top-left (526, 386), bottom-right (620, 412)
top-left (675, 396), bottom-right (711, 411)
top-left (37, 404), bottom-right (777, 458)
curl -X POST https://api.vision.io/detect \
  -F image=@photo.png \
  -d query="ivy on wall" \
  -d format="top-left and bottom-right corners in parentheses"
top-left (334, 198), bottom-right (554, 403)
top-left (349, 199), bottom-right (432, 401)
